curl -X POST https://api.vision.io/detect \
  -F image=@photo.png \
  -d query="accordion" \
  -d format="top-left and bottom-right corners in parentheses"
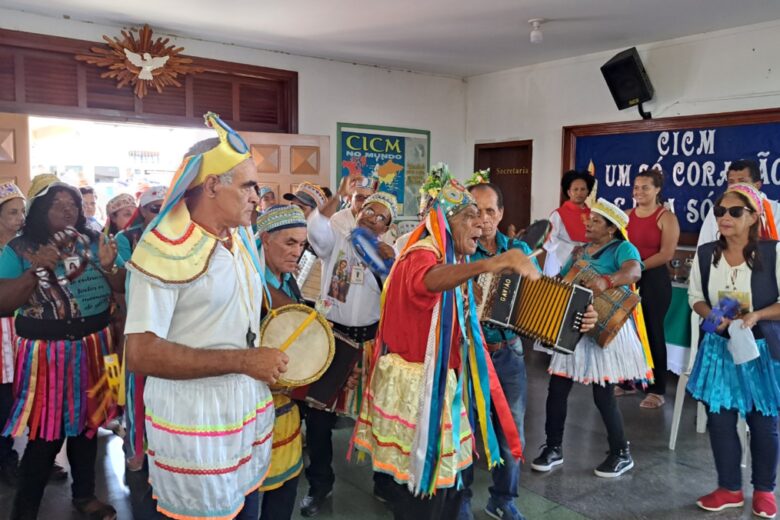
top-left (477, 272), bottom-right (592, 354)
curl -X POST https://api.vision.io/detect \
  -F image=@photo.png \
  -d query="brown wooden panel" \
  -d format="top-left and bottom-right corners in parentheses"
top-left (23, 53), bottom-right (78, 106)
top-left (84, 65), bottom-right (135, 111)
top-left (475, 140), bottom-right (533, 233)
top-left (0, 28), bottom-right (298, 132)
top-left (141, 84), bottom-right (187, 116)
top-left (193, 75), bottom-right (233, 121)
top-left (0, 52), bottom-right (14, 102)
top-left (239, 82), bottom-right (279, 125)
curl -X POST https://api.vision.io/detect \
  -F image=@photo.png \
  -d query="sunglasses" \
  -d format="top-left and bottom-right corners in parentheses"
top-left (713, 205), bottom-right (753, 218)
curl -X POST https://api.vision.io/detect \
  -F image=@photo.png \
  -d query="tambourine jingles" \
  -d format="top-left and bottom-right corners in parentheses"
top-left (259, 304), bottom-right (335, 387)
top-left (35, 226), bottom-right (92, 289)
top-left (350, 227), bottom-right (393, 277)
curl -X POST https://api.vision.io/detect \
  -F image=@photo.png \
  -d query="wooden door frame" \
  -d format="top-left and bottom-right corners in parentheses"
top-left (474, 139), bottom-right (534, 231)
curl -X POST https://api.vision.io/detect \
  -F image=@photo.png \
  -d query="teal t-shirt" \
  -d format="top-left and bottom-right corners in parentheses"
top-left (560, 239), bottom-right (644, 277)
top-left (0, 236), bottom-right (112, 319)
top-left (471, 231), bottom-right (541, 344)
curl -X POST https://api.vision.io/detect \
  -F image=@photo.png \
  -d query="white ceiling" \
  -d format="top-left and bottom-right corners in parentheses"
top-left (3, 0), bottom-right (780, 77)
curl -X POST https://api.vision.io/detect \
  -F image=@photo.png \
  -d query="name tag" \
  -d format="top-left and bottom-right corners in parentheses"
top-left (350, 266), bottom-right (365, 286)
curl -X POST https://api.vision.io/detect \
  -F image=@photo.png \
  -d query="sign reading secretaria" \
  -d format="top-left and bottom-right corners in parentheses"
top-left (574, 121), bottom-right (780, 233)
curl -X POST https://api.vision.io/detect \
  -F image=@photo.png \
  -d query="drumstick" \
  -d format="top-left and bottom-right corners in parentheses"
top-left (529, 249), bottom-right (543, 258)
top-left (278, 311), bottom-right (318, 353)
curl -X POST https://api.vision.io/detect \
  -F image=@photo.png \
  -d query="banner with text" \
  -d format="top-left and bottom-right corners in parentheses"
top-left (574, 121), bottom-right (780, 233)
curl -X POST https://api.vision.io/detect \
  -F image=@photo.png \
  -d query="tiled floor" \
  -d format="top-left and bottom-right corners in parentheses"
top-left (1, 349), bottom-right (776, 519)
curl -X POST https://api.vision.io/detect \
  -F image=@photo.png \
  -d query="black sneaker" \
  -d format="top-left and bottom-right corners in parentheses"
top-left (300, 491), bottom-right (332, 517)
top-left (593, 444), bottom-right (634, 478)
top-left (531, 445), bottom-right (563, 472)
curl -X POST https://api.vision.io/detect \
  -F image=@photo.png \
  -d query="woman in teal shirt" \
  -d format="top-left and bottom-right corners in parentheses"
top-left (0, 175), bottom-right (122, 520)
top-left (532, 198), bottom-right (651, 480)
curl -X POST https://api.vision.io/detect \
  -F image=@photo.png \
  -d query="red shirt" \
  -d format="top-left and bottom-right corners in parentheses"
top-left (557, 201), bottom-right (590, 243)
top-left (381, 249), bottom-right (461, 369)
top-left (627, 206), bottom-right (665, 260)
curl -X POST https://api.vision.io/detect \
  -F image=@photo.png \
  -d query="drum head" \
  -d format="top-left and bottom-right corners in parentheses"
top-left (260, 304), bottom-right (335, 387)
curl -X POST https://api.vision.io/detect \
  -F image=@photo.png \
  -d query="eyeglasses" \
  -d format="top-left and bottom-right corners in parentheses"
top-left (361, 206), bottom-right (389, 224)
top-left (713, 206), bottom-right (753, 218)
top-left (146, 204), bottom-right (162, 214)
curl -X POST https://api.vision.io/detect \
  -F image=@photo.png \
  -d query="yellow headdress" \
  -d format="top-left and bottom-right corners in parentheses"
top-left (127, 112), bottom-right (260, 285)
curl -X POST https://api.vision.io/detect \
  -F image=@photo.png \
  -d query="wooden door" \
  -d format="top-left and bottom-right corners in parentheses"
top-left (239, 132), bottom-right (330, 200)
top-left (0, 112), bottom-right (30, 193)
top-left (474, 141), bottom-right (532, 234)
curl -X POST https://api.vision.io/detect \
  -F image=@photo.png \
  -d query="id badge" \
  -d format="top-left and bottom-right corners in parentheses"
top-left (717, 290), bottom-right (752, 313)
top-left (64, 255), bottom-right (81, 276)
top-left (350, 266), bottom-right (365, 285)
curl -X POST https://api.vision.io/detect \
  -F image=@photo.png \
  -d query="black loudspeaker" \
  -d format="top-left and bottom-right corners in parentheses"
top-left (600, 47), bottom-right (654, 110)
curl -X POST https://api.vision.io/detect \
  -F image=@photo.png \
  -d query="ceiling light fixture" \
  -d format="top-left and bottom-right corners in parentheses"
top-left (529, 18), bottom-right (545, 44)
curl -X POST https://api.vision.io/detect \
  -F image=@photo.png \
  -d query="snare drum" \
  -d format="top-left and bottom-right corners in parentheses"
top-left (259, 304), bottom-right (335, 387)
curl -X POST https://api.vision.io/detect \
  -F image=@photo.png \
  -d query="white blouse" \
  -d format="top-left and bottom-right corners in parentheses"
top-left (688, 242), bottom-right (780, 311)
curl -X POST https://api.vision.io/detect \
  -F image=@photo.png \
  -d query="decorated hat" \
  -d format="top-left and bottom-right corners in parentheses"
top-left (435, 176), bottom-right (476, 219)
top-left (259, 186), bottom-right (275, 198)
top-left (725, 182), bottom-right (763, 215)
top-left (0, 182), bottom-right (24, 207)
top-left (363, 191), bottom-right (398, 223)
top-left (465, 168), bottom-right (490, 187)
top-left (139, 185), bottom-right (166, 208)
top-left (26, 174), bottom-right (79, 211)
top-left (256, 204), bottom-right (307, 235)
top-left (590, 198), bottom-right (629, 231)
top-left (284, 182), bottom-right (328, 209)
top-left (106, 193), bottom-right (136, 216)
top-left (189, 112), bottom-right (251, 189)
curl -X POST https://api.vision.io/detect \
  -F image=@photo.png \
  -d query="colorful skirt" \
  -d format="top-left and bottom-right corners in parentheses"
top-left (3, 326), bottom-right (115, 440)
top-left (259, 393), bottom-right (303, 492)
top-left (144, 373), bottom-right (274, 520)
top-left (687, 333), bottom-right (780, 416)
top-left (0, 316), bottom-right (16, 384)
top-left (548, 319), bottom-right (653, 386)
top-left (353, 353), bottom-right (473, 490)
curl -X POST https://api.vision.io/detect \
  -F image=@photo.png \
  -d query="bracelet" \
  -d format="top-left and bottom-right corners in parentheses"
top-left (99, 263), bottom-right (119, 275)
top-left (602, 275), bottom-right (615, 289)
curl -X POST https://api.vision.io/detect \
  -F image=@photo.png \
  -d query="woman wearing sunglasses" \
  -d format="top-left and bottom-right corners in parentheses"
top-left (688, 182), bottom-right (780, 518)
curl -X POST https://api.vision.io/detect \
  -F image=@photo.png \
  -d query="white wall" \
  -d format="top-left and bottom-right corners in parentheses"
top-left (466, 20), bottom-right (780, 219)
top-left (0, 8), bottom-right (467, 185)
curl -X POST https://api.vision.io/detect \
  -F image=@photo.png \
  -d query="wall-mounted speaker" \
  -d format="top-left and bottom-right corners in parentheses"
top-left (600, 47), bottom-right (654, 110)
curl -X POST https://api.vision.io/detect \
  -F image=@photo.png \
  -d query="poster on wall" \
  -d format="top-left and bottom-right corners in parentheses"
top-left (566, 110), bottom-right (780, 236)
top-left (337, 123), bottom-right (430, 218)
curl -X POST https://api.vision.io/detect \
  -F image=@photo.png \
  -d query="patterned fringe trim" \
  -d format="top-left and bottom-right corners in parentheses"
top-left (0, 316), bottom-right (16, 384)
top-left (145, 397), bottom-right (273, 437)
top-left (3, 327), bottom-right (114, 440)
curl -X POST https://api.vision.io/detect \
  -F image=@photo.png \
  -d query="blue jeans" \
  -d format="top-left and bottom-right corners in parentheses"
top-left (707, 408), bottom-right (779, 492)
top-left (462, 337), bottom-right (527, 505)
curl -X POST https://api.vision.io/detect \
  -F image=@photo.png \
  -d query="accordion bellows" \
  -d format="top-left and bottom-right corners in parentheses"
top-left (478, 272), bottom-right (592, 354)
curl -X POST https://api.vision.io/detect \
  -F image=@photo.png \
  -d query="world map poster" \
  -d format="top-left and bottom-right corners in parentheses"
top-left (338, 125), bottom-right (430, 217)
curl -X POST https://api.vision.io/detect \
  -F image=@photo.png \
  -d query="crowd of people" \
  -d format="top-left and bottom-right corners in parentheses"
top-left (0, 113), bottom-right (778, 520)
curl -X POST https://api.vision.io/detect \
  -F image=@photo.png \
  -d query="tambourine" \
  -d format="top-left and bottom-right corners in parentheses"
top-left (350, 227), bottom-right (394, 277)
top-left (259, 304), bottom-right (335, 387)
top-left (35, 226), bottom-right (92, 289)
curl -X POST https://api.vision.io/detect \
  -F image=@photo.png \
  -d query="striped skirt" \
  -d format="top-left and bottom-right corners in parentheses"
top-left (353, 353), bottom-right (473, 490)
top-left (2, 326), bottom-right (115, 440)
top-left (144, 373), bottom-right (275, 520)
top-left (259, 393), bottom-right (303, 492)
top-left (0, 316), bottom-right (16, 385)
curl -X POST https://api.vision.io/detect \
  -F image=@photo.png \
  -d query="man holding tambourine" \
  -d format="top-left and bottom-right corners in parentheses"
top-left (298, 176), bottom-right (397, 517)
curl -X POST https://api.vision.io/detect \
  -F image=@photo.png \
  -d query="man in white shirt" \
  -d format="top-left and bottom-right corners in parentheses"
top-left (330, 176), bottom-right (377, 236)
top-left (124, 113), bottom-right (288, 520)
top-left (299, 178), bottom-right (396, 518)
top-left (698, 159), bottom-right (780, 245)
